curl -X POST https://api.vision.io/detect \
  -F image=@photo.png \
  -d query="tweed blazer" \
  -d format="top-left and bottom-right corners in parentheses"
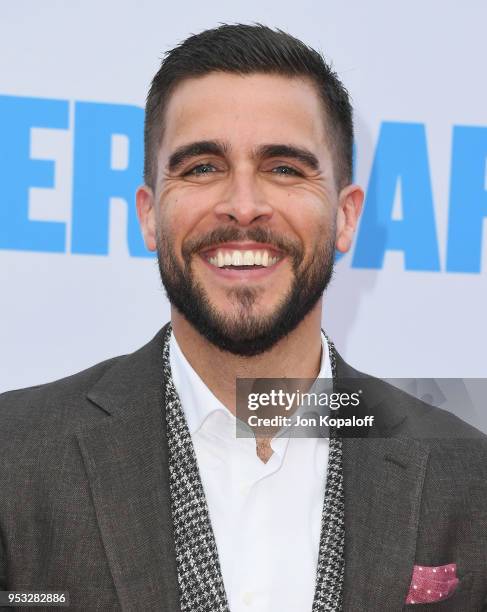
top-left (1, 324), bottom-right (487, 611)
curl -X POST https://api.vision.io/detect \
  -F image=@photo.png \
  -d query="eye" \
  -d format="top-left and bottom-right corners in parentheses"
top-left (183, 163), bottom-right (217, 176)
top-left (271, 165), bottom-right (303, 177)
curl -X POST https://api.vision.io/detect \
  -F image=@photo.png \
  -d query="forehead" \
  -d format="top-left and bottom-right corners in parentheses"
top-left (160, 72), bottom-right (329, 154)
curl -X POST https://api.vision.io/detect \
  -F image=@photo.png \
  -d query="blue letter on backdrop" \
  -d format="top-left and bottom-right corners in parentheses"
top-left (0, 95), bottom-right (68, 251)
top-left (353, 122), bottom-right (440, 271)
top-left (71, 102), bottom-right (149, 256)
top-left (447, 126), bottom-right (487, 273)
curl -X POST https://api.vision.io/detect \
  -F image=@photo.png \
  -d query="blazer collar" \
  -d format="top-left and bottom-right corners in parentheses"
top-left (85, 324), bottom-right (171, 419)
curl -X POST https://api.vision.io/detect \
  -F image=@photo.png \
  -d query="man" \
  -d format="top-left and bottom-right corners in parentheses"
top-left (0, 23), bottom-right (486, 612)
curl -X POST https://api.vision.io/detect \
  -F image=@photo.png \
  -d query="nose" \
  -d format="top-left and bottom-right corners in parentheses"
top-left (213, 171), bottom-right (274, 226)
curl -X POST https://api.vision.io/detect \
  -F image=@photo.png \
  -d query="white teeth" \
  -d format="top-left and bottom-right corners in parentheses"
top-left (243, 251), bottom-right (254, 265)
top-left (207, 248), bottom-right (280, 267)
top-left (232, 251), bottom-right (243, 266)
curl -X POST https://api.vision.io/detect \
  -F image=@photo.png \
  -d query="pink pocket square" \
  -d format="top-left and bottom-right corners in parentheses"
top-left (405, 563), bottom-right (459, 604)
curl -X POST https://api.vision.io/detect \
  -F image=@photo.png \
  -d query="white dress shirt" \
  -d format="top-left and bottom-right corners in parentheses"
top-left (169, 331), bottom-right (332, 612)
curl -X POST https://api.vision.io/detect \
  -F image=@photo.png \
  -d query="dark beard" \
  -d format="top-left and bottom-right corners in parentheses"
top-left (156, 225), bottom-right (336, 356)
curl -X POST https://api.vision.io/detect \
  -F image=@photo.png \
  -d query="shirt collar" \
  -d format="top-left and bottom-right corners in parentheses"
top-left (169, 330), bottom-right (227, 435)
top-left (169, 330), bottom-right (332, 437)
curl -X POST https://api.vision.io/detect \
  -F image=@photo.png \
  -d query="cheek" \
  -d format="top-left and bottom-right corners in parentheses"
top-left (157, 188), bottom-right (207, 252)
top-left (282, 195), bottom-right (335, 251)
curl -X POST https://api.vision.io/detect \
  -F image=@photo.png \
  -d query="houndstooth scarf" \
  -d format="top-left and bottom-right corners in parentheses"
top-left (163, 325), bottom-right (345, 611)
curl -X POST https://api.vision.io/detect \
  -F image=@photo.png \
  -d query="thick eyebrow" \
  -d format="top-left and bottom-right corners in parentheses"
top-left (166, 140), bottom-right (228, 172)
top-left (255, 144), bottom-right (320, 171)
top-left (166, 140), bottom-right (320, 173)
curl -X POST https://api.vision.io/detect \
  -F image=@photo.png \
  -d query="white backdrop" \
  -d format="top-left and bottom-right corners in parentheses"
top-left (1, 0), bottom-right (486, 395)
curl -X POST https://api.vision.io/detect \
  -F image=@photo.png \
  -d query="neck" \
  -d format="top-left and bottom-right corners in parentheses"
top-left (171, 302), bottom-right (324, 415)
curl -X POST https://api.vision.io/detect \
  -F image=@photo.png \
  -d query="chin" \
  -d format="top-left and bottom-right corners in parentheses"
top-left (216, 295), bottom-right (281, 318)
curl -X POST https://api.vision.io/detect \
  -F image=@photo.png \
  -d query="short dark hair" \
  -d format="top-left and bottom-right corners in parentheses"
top-left (144, 23), bottom-right (353, 191)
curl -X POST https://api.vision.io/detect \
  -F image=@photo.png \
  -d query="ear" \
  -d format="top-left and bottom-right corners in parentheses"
top-left (136, 185), bottom-right (157, 252)
top-left (335, 184), bottom-right (364, 253)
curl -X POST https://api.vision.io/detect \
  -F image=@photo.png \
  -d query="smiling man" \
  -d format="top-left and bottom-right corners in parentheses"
top-left (1, 23), bottom-right (487, 612)
top-left (137, 65), bottom-right (361, 396)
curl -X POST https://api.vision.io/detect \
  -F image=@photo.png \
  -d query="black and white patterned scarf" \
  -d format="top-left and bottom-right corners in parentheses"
top-left (162, 325), bottom-right (345, 611)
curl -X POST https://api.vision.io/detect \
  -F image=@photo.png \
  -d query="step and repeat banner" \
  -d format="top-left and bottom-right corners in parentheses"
top-left (1, 1), bottom-right (486, 419)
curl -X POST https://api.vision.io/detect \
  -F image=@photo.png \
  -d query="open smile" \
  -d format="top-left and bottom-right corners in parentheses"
top-left (198, 242), bottom-right (286, 279)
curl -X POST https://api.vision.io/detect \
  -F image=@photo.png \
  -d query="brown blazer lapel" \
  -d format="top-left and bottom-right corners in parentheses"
top-left (76, 325), bottom-right (181, 612)
top-left (334, 352), bottom-right (430, 610)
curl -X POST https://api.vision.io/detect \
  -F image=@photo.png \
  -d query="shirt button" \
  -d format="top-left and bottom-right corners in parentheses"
top-left (242, 592), bottom-right (253, 606)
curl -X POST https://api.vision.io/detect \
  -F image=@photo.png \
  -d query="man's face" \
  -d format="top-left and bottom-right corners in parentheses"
top-left (137, 72), bottom-right (362, 355)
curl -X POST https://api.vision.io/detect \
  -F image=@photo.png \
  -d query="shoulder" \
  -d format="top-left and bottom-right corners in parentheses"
top-left (347, 367), bottom-right (487, 501)
top-left (0, 354), bottom-right (126, 437)
top-left (0, 354), bottom-right (129, 496)
top-left (0, 325), bottom-right (171, 506)
top-left (0, 324), bottom-right (171, 441)
top-left (335, 350), bottom-right (487, 450)
top-left (377, 376), bottom-right (487, 442)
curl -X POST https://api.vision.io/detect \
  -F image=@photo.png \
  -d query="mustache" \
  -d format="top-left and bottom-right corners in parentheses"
top-left (181, 226), bottom-right (303, 264)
